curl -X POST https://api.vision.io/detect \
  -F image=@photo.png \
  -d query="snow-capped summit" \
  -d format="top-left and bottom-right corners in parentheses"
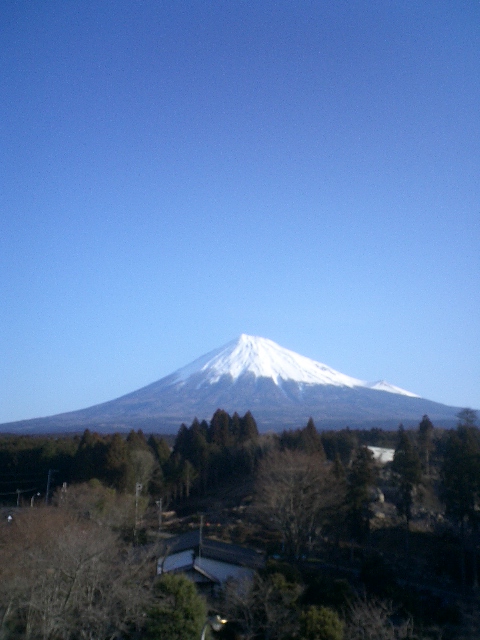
top-left (3, 333), bottom-right (460, 434)
top-left (174, 334), bottom-right (364, 387)
top-left (172, 334), bottom-right (417, 397)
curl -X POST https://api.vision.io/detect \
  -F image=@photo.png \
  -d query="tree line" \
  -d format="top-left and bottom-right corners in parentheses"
top-left (1, 408), bottom-right (480, 638)
top-left (0, 409), bottom-right (478, 541)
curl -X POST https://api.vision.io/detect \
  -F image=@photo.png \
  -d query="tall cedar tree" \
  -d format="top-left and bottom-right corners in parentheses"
top-left (418, 414), bottom-right (434, 476)
top-left (104, 433), bottom-right (132, 491)
top-left (321, 429), bottom-right (359, 466)
top-left (239, 410), bottom-right (259, 442)
top-left (72, 430), bottom-right (108, 484)
top-left (147, 434), bottom-right (171, 465)
top-left (302, 417), bottom-right (326, 457)
top-left (441, 410), bottom-right (480, 589)
top-left (126, 428), bottom-right (149, 451)
top-left (442, 419), bottom-right (480, 527)
top-left (209, 408), bottom-right (231, 446)
top-left (279, 419), bottom-right (325, 457)
top-left (346, 446), bottom-right (378, 543)
top-left (231, 411), bottom-right (241, 440)
top-left (391, 426), bottom-right (422, 527)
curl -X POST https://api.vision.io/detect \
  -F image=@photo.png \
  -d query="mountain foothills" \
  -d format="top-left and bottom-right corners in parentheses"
top-left (2, 335), bottom-right (463, 434)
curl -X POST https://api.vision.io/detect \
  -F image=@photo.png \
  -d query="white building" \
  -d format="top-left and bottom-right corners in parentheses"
top-left (367, 446), bottom-right (395, 464)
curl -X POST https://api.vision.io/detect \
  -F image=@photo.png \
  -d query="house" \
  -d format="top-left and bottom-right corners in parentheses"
top-left (157, 529), bottom-right (264, 589)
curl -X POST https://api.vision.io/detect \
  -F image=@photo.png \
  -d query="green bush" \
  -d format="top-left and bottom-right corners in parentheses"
top-left (300, 605), bottom-right (344, 640)
top-left (145, 574), bottom-right (207, 640)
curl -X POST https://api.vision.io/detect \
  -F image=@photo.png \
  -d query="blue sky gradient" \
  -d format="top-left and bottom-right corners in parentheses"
top-left (1, 1), bottom-right (479, 423)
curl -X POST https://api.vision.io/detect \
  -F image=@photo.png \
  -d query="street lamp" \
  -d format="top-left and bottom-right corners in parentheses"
top-left (200, 614), bottom-right (227, 640)
top-left (31, 492), bottom-right (41, 507)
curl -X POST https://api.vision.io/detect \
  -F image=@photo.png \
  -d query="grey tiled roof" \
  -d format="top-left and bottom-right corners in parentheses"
top-left (160, 529), bottom-right (264, 570)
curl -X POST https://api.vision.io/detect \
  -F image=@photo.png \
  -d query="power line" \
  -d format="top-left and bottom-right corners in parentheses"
top-left (0, 473), bottom-right (46, 479)
top-left (0, 478), bottom-right (45, 486)
top-left (0, 487), bottom-right (39, 496)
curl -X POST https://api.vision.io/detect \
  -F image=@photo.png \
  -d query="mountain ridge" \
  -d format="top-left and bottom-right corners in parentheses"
top-left (0, 335), bottom-right (464, 434)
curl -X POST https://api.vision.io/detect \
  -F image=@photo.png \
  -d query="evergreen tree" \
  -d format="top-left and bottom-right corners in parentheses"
top-left (418, 414), bottom-right (434, 476)
top-left (391, 426), bottom-right (422, 528)
top-left (231, 411), bottom-right (242, 442)
top-left (391, 427), bottom-right (422, 557)
top-left (239, 410), bottom-right (259, 442)
top-left (189, 422), bottom-right (210, 492)
top-left (126, 429), bottom-right (148, 451)
top-left (279, 428), bottom-right (302, 451)
top-left (321, 429), bottom-right (358, 466)
top-left (442, 422), bottom-right (480, 527)
top-left (346, 446), bottom-right (377, 543)
top-left (209, 409), bottom-right (231, 447)
top-left (332, 453), bottom-right (346, 483)
top-left (163, 453), bottom-right (184, 501)
top-left (299, 605), bottom-right (344, 640)
top-left (147, 434), bottom-right (171, 466)
top-left (441, 418), bottom-right (480, 589)
top-left (145, 574), bottom-right (206, 640)
top-left (104, 433), bottom-right (132, 491)
top-left (300, 418), bottom-right (326, 457)
top-left (199, 419), bottom-right (209, 435)
top-left (72, 430), bottom-right (108, 484)
top-left (172, 423), bottom-right (191, 459)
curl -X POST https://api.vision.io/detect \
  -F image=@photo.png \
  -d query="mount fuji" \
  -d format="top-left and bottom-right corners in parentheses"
top-left (1, 335), bottom-right (462, 434)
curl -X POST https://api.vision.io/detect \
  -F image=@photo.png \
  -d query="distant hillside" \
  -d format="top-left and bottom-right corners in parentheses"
top-left (0, 335), bottom-right (463, 434)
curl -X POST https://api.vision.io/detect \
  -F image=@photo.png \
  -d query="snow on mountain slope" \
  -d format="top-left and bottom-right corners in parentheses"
top-left (3, 334), bottom-right (463, 435)
top-left (172, 334), bottom-right (418, 397)
top-left (365, 380), bottom-right (419, 398)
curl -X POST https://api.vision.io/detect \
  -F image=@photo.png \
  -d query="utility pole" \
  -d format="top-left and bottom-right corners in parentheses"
top-left (45, 469), bottom-right (58, 505)
top-left (134, 482), bottom-right (142, 543)
top-left (199, 514), bottom-right (204, 559)
top-left (156, 498), bottom-right (163, 534)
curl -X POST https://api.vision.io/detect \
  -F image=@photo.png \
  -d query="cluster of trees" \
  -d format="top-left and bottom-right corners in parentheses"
top-left (0, 474), bottom-right (422, 640)
top-left (167, 409), bottom-right (259, 497)
top-left (1, 410), bottom-right (479, 546)
top-left (1, 410), bottom-right (479, 545)
top-left (255, 411), bottom-right (480, 564)
top-left (222, 567), bottom-right (417, 640)
top-left (2, 408), bottom-right (480, 638)
top-left (0, 429), bottom-right (168, 504)
top-left (0, 409), bottom-right (260, 506)
top-left (0, 489), bottom-right (180, 639)
top-left (0, 492), bottom-right (417, 640)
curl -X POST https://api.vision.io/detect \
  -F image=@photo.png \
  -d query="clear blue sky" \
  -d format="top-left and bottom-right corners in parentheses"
top-left (1, 1), bottom-right (479, 424)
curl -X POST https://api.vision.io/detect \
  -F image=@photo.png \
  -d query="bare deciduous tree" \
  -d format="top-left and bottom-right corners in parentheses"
top-left (0, 506), bottom-right (155, 640)
top-left (130, 448), bottom-right (156, 491)
top-left (222, 572), bottom-right (302, 640)
top-left (255, 449), bottom-right (342, 558)
top-left (345, 598), bottom-right (416, 640)
top-left (54, 479), bottom-right (135, 530)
